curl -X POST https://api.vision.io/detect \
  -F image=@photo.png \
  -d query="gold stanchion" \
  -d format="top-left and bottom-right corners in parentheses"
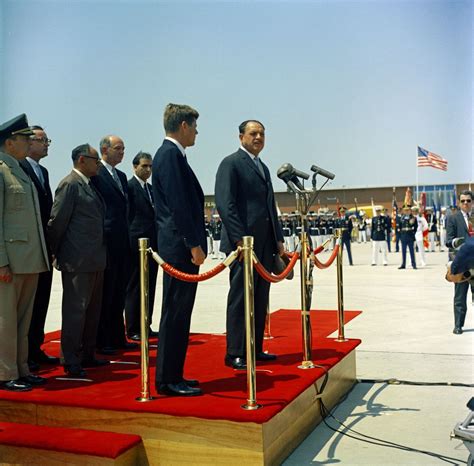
top-left (241, 236), bottom-right (262, 410)
top-left (264, 303), bottom-right (273, 339)
top-left (335, 229), bottom-right (347, 342)
top-left (297, 204), bottom-right (316, 370)
top-left (136, 238), bottom-right (154, 402)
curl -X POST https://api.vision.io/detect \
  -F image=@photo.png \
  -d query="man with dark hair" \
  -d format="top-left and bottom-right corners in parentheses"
top-left (398, 204), bottom-right (417, 269)
top-left (336, 206), bottom-right (354, 265)
top-left (48, 144), bottom-right (108, 377)
top-left (0, 114), bottom-right (49, 391)
top-left (215, 120), bottom-right (285, 370)
top-left (152, 103), bottom-right (207, 396)
top-left (92, 135), bottom-right (135, 354)
top-left (19, 126), bottom-right (58, 370)
top-left (125, 151), bottom-right (158, 341)
top-left (446, 190), bottom-right (473, 334)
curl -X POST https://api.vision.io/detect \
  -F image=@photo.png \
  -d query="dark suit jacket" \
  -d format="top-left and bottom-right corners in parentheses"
top-left (215, 148), bottom-right (283, 255)
top-left (128, 176), bottom-right (157, 251)
top-left (47, 170), bottom-right (106, 272)
top-left (152, 139), bottom-right (207, 263)
top-left (19, 159), bottom-right (53, 232)
top-left (91, 163), bottom-right (129, 251)
top-left (447, 211), bottom-right (470, 261)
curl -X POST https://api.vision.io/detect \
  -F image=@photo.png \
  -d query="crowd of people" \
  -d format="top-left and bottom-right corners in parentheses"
top-left (0, 106), bottom-right (285, 397)
top-left (0, 107), bottom-right (470, 396)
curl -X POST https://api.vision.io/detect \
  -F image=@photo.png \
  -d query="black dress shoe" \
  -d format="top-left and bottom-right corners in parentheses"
top-left (1, 379), bottom-right (32, 392)
top-left (36, 352), bottom-right (60, 364)
top-left (128, 334), bottom-right (141, 342)
top-left (64, 364), bottom-right (87, 377)
top-left (28, 360), bottom-right (40, 372)
top-left (224, 355), bottom-right (247, 370)
top-left (453, 327), bottom-right (463, 335)
top-left (120, 342), bottom-right (139, 350)
top-left (149, 329), bottom-right (159, 338)
top-left (97, 347), bottom-right (118, 355)
top-left (19, 374), bottom-right (47, 386)
top-left (398, 266), bottom-right (406, 269)
top-left (82, 358), bottom-right (110, 368)
top-left (157, 382), bottom-right (202, 397)
top-left (182, 378), bottom-right (199, 387)
top-left (256, 352), bottom-right (277, 361)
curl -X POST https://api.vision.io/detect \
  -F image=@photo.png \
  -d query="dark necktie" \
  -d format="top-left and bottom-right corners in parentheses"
top-left (254, 157), bottom-right (265, 178)
top-left (144, 183), bottom-right (153, 205)
top-left (112, 168), bottom-right (124, 194)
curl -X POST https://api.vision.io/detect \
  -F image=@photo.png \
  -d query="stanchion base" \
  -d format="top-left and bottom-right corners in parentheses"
top-left (135, 396), bottom-right (155, 402)
top-left (264, 335), bottom-right (274, 340)
top-left (335, 337), bottom-right (348, 342)
top-left (241, 403), bottom-right (263, 410)
top-left (298, 360), bottom-right (317, 370)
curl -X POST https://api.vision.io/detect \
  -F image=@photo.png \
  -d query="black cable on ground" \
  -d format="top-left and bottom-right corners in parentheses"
top-left (312, 369), bottom-right (469, 465)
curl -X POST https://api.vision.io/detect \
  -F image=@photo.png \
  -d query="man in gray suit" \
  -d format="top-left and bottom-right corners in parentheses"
top-left (48, 144), bottom-right (108, 377)
top-left (446, 190), bottom-right (473, 334)
top-left (0, 114), bottom-right (49, 391)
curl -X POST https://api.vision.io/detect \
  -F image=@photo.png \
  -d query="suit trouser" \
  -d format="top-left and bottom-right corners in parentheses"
top-left (341, 236), bottom-right (353, 265)
top-left (453, 281), bottom-right (473, 328)
top-left (97, 248), bottom-right (129, 349)
top-left (124, 252), bottom-right (158, 336)
top-left (61, 271), bottom-right (103, 366)
top-left (401, 238), bottom-right (416, 267)
top-left (0, 273), bottom-right (38, 380)
top-left (28, 268), bottom-right (53, 359)
top-left (226, 232), bottom-right (274, 357)
top-left (155, 261), bottom-right (198, 384)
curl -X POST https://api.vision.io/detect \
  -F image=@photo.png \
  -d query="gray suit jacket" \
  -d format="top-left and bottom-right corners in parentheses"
top-left (47, 170), bottom-right (106, 272)
top-left (446, 210), bottom-right (470, 261)
top-left (0, 151), bottom-right (48, 274)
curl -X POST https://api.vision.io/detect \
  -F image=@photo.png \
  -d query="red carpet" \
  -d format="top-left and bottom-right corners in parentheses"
top-left (1, 310), bottom-right (361, 424)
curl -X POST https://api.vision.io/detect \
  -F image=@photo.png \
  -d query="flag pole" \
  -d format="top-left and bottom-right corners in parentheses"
top-left (416, 146), bottom-right (419, 203)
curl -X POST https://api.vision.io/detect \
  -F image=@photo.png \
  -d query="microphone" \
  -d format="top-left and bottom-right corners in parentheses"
top-left (310, 164), bottom-right (335, 180)
top-left (277, 163), bottom-right (305, 191)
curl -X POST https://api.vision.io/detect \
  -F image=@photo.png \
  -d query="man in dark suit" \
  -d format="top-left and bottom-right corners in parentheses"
top-left (20, 126), bottom-right (58, 370)
top-left (91, 135), bottom-right (136, 354)
top-left (215, 120), bottom-right (285, 370)
top-left (48, 144), bottom-right (108, 377)
top-left (152, 103), bottom-right (207, 397)
top-left (125, 151), bottom-right (158, 341)
top-left (446, 190), bottom-right (473, 334)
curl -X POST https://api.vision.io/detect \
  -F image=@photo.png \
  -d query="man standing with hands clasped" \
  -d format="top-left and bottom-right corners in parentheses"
top-left (152, 103), bottom-right (207, 397)
top-left (215, 120), bottom-right (285, 371)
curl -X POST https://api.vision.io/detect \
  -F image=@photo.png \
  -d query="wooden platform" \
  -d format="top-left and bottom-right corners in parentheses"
top-left (0, 350), bottom-right (356, 465)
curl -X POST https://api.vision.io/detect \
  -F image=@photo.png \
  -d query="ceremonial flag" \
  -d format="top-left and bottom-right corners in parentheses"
top-left (417, 146), bottom-right (448, 171)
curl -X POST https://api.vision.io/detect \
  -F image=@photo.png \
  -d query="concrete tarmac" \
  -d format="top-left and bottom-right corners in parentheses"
top-left (44, 241), bottom-right (473, 465)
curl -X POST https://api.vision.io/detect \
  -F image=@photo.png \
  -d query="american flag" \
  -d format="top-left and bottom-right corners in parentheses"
top-left (417, 146), bottom-right (448, 171)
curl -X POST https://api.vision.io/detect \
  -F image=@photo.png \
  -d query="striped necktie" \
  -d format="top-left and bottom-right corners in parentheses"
top-left (254, 157), bottom-right (265, 178)
top-left (112, 168), bottom-right (124, 194)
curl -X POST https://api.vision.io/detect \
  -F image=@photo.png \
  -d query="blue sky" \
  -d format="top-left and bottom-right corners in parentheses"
top-left (0, 0), bottom-right (472, 194)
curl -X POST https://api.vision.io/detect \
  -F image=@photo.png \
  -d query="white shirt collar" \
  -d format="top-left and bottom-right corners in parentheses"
top-left (134, 174), bottom-right (146, 188)
top-left (73, 168), bottom-right (90, 183)
top-left (26, 157), bottom-right (41, 168)
top-left (240, 145), bottom-right (259, 161)
top-left (165, 137), bottom-right (186, 157)
top-left (100, 159), bottom-right (115, 174)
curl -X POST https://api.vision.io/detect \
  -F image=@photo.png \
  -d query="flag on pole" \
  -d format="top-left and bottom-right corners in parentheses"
top-left (417, 146), bottom-right (448, 171)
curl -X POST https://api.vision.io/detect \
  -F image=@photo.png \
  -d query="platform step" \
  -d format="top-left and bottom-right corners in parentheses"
top-left (0, 421), bottom-right (144, 465)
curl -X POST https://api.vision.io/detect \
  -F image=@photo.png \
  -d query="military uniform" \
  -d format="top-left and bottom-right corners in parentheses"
top-left (336, 213), bottom-right (353, 265)
top-left (371, 213), bottom-right (388, 265)
top-left (398, 213), bottom-right (417, 269)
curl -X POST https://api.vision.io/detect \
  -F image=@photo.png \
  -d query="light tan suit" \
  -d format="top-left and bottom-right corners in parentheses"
top-left (0, 151), bottom-right (49, 380)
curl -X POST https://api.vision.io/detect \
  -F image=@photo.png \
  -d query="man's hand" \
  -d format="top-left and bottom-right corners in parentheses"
top-left (277, 241), bottom-right (285, 256)
top-left (191, 246), bottom-right (206, 266)
top-left (0, 266), bottom-right (12, 284)
top-left (445, 263), bottom-right (470, 283)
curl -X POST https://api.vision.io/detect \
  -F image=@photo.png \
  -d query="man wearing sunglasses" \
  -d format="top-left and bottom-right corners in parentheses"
top-left (446, 190), bottom-right (473, 334)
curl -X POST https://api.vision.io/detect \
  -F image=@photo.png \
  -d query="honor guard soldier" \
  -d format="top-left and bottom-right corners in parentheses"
top-left (371, 207), bottom-right (388, 266)
top-left (327, 213), bottom-right (336, 250)
top-left (336, 206), bottom-right (353, 265)
top-left (398, 205), bottom-right (417, 269)
top-left (425, 206), bottom-right (437, 252)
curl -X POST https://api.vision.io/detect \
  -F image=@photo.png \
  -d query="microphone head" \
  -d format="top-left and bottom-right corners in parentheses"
top-left (277, 163), bottom-right (294, 180)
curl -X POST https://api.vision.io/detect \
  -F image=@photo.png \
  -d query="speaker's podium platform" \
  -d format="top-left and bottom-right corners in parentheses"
top-left (0, 310), bottom-right (361, 465)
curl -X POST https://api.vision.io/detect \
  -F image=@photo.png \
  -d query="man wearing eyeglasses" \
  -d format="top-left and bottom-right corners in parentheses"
top-left (19, 126), bottom-right (58, 371)
top-left (446, 190), bottom-right (473, 334)
top-left (0, 114), bottom-right (49, 391)
top-left (47, 144), bottom-right (108, 377)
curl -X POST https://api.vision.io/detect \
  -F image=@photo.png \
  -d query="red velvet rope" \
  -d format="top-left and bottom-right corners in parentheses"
top-left (161, 262), bottom-right (226, 282)
top-left (313, 244), bottom-right (340, 269)
top-left (253, 252), bottom-right (300, 283)
top-left (313, 245), bottom-right (325, 255)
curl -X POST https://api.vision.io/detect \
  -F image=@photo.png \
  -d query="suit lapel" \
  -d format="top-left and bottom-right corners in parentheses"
top-left (100, 165), bottom-right (126, 198)
top-left (239, 149), bottom-right (266, 182)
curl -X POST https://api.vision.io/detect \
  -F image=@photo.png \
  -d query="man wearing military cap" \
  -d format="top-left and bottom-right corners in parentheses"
top-left (397, 204), bottom-right (417, 269)
top-left (0, 114), bottom-right (49, 391)
top-left (336, 206), bottom-right (353, 265)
